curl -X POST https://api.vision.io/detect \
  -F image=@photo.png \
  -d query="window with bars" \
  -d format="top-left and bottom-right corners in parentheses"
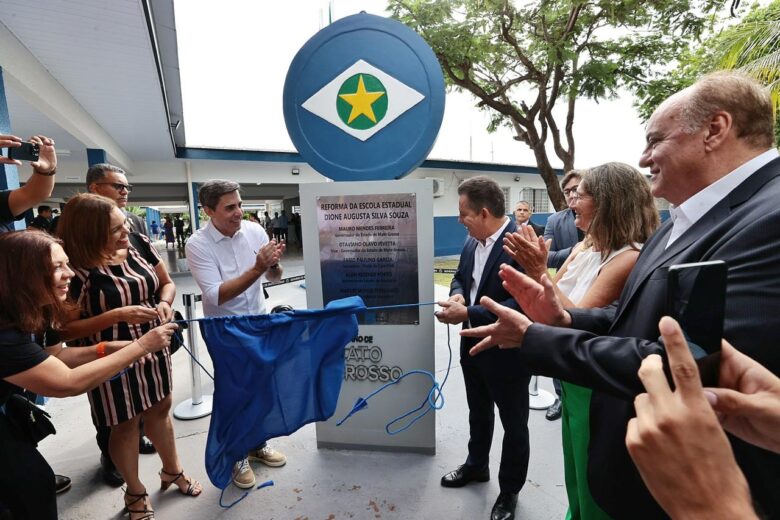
top-left (520, 188), bottom-right (551, 213)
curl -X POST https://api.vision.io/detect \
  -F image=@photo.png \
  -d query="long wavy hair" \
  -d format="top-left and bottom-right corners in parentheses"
top-left (0, 230), bottom-right (75, 333)
top-left (581, 162), bottom-right (660, 259)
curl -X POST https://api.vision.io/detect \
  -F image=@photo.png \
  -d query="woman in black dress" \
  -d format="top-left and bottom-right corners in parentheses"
top-left (0, 230), bottom-right (176, 519)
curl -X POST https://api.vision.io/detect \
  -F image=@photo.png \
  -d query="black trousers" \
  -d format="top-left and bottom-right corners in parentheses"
top-left (0, 415), bottom-right (56, 519)
top-left (461, 359), bottom-right (531, 494)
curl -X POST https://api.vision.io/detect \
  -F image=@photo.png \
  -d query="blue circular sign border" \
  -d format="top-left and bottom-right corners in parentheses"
top-left (283, 13), bottom-right (445, 182)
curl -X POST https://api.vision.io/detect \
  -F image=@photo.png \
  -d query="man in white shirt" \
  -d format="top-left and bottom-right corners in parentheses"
top-left (435, 176), bottom-right (529, 520)
top-left (186, 179), bottom-right (287, 489)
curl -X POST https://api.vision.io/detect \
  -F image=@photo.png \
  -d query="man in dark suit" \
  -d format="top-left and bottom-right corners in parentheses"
top-left (463, 71), bottom-right (780, 519)
top-left (542, 170), bottom-right (584, 420)
top-left (544, 170), bottom-right (583, 270)
top-left (513, 200), bottom-right (544, 235)
top-left (436, 176), bottom-right (531, 520)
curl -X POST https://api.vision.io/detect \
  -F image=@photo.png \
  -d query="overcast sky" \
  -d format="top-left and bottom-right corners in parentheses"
top-left (174, 0), bottom-right (650, 171)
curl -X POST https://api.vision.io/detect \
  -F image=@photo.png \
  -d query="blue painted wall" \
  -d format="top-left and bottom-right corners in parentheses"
top-left (86, 148), bottom-right (107, 166)
top-left (434, 214), bottom-right (551, 257)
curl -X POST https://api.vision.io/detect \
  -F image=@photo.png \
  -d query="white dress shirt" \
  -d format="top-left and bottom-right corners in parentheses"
top-left (185, 220), bottom-right (270, 317)
top-left (470, 217), bottom-right (510, 306)
top-left (667, 148), bottom-right (780, 248)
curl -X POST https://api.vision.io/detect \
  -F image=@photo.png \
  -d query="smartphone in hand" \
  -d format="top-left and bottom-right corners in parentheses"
top-left (7, 142), bottom-right (40, 162)
top-left (666, 260), bottom-right (727, 387)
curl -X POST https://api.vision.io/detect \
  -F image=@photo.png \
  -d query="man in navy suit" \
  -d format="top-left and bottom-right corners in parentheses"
top-left (541, 169), bottom-right (584, 420)
top-left (544, 170), bottom-right (583, 270)
top-left (513, 200), bottom-right (544, 235)
top-left (464, 72), bottom-right (780, 518)
top-left (436, 176), bottom-right (530, 520)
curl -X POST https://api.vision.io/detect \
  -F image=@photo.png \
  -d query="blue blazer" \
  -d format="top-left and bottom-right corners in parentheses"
top-left (544, 208), bottom-right (579, 269)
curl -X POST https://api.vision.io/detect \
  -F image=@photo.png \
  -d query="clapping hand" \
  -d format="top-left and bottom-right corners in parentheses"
top-left (498, 264), bottom-right (569, 326)
top-left (503, 227), bottom-right (550, 280)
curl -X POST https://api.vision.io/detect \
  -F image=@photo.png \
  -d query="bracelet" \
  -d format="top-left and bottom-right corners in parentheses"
top-left (33, 167), bottom-right (56, 176)
top-left (159, 298), bottom-right (172, 305)
top-left (95, 342), bottom-right (107, 358)
top-left (136, 338), bottom-right (150, 354)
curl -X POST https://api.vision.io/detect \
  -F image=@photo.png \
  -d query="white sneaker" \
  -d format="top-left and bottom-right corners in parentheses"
top-left (232, 458), bottom-right (255, 489)
top-left (248, 445), bottom-right (287, 467)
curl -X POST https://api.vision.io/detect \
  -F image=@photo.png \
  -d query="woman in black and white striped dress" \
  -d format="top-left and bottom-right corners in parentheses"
top-left (59, 193), bottom-right (200, 520)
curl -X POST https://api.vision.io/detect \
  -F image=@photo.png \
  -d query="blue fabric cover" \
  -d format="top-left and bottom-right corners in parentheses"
top-left (200, 296), bottom-right (364, 489)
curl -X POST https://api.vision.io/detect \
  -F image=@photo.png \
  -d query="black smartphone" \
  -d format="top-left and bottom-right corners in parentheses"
top-left (8, 142), bottom-right (41, 162)
top-left (666, 260), bottom-right (727, 387)
top-left (7, 142), bottom-right (40, 162)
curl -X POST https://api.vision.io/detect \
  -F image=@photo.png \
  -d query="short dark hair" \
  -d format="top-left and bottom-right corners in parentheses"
top-left (198, 179), bottom-right (241, 210)
top-left (0, 231), bottom-right (75, 332)
top-left (561, 170), bottom-right (584, 190)
top-left (86, 163), bottom-right (126, 187)
top-left (457, 176), bottom-right (505, 218)
top-left (37, 205), bottom-right (52, 214)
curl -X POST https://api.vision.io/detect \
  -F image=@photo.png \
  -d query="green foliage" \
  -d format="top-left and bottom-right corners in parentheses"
top-left (125, 206), bottom-right (146, 219)
top-left (389, 0), bottom-right (722, 209)
top-left (636, 0), bottom-right (780, 147)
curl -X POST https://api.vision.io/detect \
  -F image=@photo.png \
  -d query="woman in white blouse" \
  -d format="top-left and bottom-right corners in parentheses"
top-left (504, 162), bottom-right (659, 520)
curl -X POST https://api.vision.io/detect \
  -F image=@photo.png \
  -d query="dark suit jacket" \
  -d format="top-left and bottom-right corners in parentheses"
top-left (451, 219), bottom-right (523, 364)
top-left (520, 156), bottom-right (780, 519)
top-left (544, 208), bottom-right (579, 269)
top-left (126, 211), bottom-right (148, 237)
top-left (519, 220), bottom-right (545, 237)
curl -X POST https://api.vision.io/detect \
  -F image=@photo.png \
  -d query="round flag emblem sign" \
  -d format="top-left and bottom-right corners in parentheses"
top-left (283, 13), bottom-right (445, 182)
top-left (337, 74), bottom-right (388, 129)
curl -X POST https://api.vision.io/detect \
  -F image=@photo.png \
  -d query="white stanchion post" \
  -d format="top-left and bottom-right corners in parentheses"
top-left (173, 293), bottom-right (213, 420)
top-left (528, 375), bottom-right (556, 410)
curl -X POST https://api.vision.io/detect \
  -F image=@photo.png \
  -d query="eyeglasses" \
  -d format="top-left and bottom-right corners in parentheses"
top-left (94, 182), bottom-right (133, 192)
top-left (569, 190), bottom-right (591, 201)
top-left (563, 185), bottom-right (579, 196)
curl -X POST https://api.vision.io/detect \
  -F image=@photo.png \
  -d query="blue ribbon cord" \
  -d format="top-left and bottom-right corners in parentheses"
top-left (219, 480), bottom-right (274, 509)
top-left (336, 324), bottom-right (452, 435)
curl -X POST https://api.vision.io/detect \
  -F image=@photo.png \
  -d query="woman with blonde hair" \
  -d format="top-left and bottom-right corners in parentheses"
top-left (58, 193), bottom-right (201, 519)
top-left (504, 162), bottom-right (659, 519)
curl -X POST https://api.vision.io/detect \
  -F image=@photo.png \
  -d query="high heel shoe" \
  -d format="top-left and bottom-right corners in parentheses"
top-left (159, 468), bottom-right (203, 496)
top-left (123, 488), bottom-right (155, 520)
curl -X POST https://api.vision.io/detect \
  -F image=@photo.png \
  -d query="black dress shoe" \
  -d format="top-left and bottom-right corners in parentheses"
top-left (100, 454), bottom-right (125, 487)
top-left (139, 435), bottom-right (156, 454)
top-left (546, 399), bottom-right (562, 421)
top-left (54, 474), bottom-right (71, 494)
top-left (491, 492), bottom-right (518, 520)
top-left (440, 464), bottom-right (490, 488)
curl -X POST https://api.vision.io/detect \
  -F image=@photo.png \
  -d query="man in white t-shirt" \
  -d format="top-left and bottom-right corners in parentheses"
top-left (186, 179), bottom-right (287, 489)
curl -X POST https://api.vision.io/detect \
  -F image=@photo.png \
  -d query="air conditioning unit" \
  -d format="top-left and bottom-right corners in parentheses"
top-left (426, 177), bottom-right (444, 197)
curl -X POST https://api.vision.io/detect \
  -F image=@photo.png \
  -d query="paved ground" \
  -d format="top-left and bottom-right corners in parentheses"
top-left (41, 248), bottom-right (567, 519)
